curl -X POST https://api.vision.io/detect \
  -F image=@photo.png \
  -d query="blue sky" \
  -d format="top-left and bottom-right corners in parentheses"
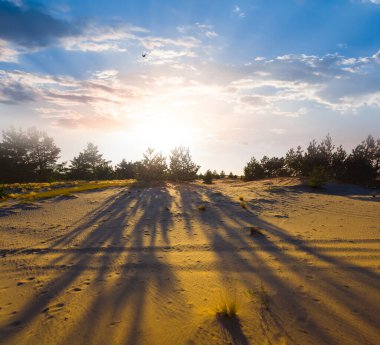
top-left (1, 0), bottom-right (380, 173)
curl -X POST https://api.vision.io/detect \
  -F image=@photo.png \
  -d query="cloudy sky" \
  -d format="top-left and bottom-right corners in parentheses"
top-left (1, 0), bottom-right (380, 173)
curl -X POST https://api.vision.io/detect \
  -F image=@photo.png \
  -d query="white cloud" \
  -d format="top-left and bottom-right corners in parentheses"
top-left (176, 23), bottom-right (218, 39)
top-left (0, 69), bottom-right (143, 113)
top-left (60, 25), bottom-right (145, 52)
top-left (205, 31), bottom-right (218, 38)
top-left (360, 0), bottom-right (380, 4)
top-left (140, 36), bottom-right (200, 50)
top-left (2, 48), bottom-right (380, 136)
top-left (233, 6), bottom-right (245, 18)
top-left (0, 40), bottom-right (19, 62)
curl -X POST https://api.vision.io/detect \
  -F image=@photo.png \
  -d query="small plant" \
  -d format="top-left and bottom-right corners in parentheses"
top-left (216, 300), bottom-right (238, 318)
top-left (308, 166), bottom-right (329, 189)
top-left (240, 201), bottom-right (246, 209)
top-left (215, 283), bottom-right (239, 319)
top-left (238, 196), bottom-right (244, 201)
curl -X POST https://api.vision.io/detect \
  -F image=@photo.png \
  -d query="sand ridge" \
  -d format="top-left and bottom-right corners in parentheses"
top-left (0, 178), bottom-right (379, 345)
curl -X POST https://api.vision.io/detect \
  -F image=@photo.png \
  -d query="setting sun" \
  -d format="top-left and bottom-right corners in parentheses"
top-left (131, 117), bottom-right (197, 153)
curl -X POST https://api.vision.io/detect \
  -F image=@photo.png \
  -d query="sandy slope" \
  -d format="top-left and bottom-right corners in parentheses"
top-left (0, 178), bottom-right (379, 345)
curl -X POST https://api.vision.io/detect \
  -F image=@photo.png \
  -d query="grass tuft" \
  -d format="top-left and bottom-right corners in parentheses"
top-left (216, 300), bottom-right (238, 319)
top-left (215, 283), bottom-right (239, 319)
top-left (240, 201), bottom-right (247, 209)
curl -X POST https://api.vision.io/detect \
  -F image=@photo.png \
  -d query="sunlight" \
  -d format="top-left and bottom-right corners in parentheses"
top-left (131, 117), bottom-right (196, 153)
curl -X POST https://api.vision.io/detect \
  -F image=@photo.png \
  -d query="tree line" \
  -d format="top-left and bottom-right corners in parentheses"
top-left (244, 134), bottom-right (380, 185)
top-left (0, 128), bottom-right (379, 185)
top-left (0, 127), bottom-right (199, 183)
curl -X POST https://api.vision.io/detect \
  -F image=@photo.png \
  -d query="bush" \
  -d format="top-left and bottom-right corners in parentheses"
top-left (308, 166), bottom-right (329, 188)
top-left (203, 170), bottom-right (213, 184)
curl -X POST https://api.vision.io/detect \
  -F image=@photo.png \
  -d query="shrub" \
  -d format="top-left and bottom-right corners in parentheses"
top-left (203, 170), bottom-right (213, 184)
top-left (308, 166), bottom-right (329, 188)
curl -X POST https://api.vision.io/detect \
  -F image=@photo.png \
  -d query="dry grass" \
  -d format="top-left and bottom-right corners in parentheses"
top-left (215, 284), bottom-right (239, 318)
top-left (0, 180), bottom-right (134, 202)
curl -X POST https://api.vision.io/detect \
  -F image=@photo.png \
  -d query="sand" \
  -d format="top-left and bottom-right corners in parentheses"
top-left (0, 178), bottom-right (379, 345)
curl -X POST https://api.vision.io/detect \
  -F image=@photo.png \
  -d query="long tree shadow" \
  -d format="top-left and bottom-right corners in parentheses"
top-left (0, 185), bottom-right (190, 345)
top-left (1, 183), bottom-right (379, 344)
top-left (179, 184), bottom-right (380, 345)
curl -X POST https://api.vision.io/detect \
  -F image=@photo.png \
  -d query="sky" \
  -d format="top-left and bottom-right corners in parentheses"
top-left (0, 0), bottom-right (380, 174)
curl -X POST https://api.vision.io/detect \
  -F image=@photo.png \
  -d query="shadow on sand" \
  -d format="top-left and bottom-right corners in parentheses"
top-left (1, 182), bottom-right (379, 344)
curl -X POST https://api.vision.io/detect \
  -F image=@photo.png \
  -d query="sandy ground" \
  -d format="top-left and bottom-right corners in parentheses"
top-left (0, 178), bottom-right (379, 345)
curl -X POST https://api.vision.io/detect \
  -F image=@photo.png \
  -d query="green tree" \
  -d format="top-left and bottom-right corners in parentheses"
top-left (0, 127), bottom-right (60, 182)
top-left (285, 146), bottom-right (304, 176)
top-left (203, 169), bottom-right (213, 184)
top-left (69, 143), bottom-right (111, 180)
top-left (342, 136), bottom-right (378, 184)
top-left (244, 157), bottom-right (265, 180)
top-left (27, 127), bottom-right (61, 180)
top-left (261, 156), bottom-right (286, 177)
top-left (139, 147), bottom-right (167, 181)
top-left (115, 159), bottom-right (138, 179)
top-left (169, 146), bottom-right (199, 181)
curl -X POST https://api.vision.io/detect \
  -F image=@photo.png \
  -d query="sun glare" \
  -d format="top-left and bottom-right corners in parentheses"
top-left (131, 118), bottom-right (196, 153)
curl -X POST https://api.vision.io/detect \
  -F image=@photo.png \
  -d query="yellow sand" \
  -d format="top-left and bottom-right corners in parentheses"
top-left (0, 178), bottom-right (379, 345)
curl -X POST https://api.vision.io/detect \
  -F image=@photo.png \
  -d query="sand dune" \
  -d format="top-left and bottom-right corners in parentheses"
top-left (0, 178), bottom-right (379, 345)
